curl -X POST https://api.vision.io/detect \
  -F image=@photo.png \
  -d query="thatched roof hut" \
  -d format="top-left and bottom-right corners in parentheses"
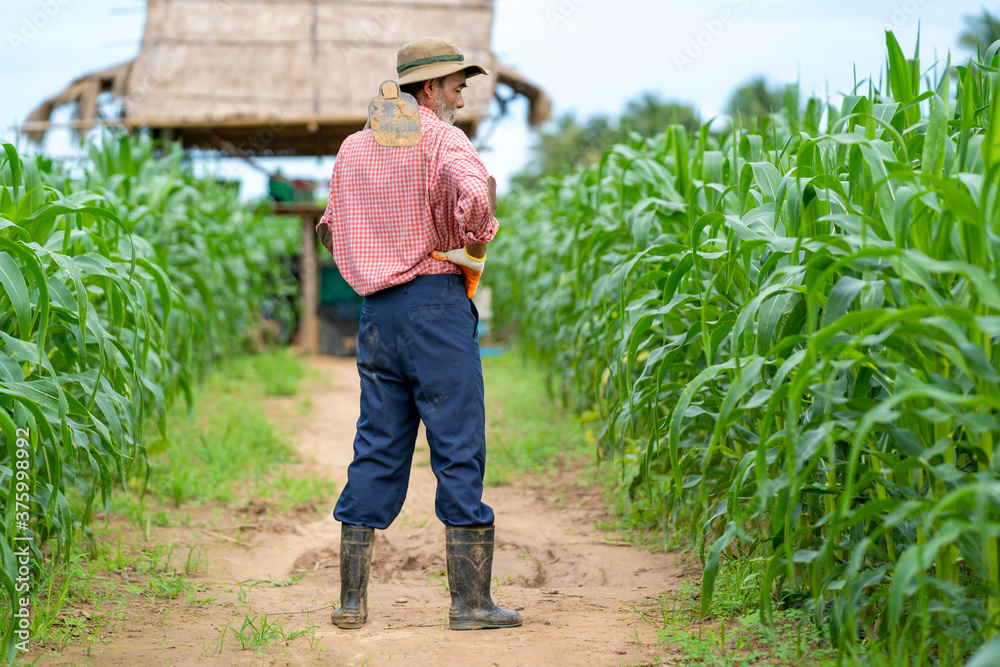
top-left (23, 0), bottom-right (550, 156)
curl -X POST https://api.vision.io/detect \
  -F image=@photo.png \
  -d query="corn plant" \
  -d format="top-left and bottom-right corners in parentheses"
top-left (491, 33), bottom-right (1000, 662)
top-left (0, 134), bottom-right (298, 660)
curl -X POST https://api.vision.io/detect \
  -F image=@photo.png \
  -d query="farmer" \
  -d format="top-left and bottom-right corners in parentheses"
top-left (315, 37), bottom-right (522, 632)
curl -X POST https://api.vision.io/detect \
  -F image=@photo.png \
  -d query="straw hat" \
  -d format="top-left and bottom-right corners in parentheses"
top-left (396, 37), bottom-right (489, 86)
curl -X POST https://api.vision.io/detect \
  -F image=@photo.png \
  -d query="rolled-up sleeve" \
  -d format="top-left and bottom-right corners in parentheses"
top-left (455, 175), bottom-right (498, 244)
top-left (440, 131), bottom-right (499, 245)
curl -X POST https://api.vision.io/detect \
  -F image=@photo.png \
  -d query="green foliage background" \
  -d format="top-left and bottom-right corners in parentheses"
top-left (0, 135), bottom-right (298, 659)
top-left (490, 34), bottom-right (1000, 663)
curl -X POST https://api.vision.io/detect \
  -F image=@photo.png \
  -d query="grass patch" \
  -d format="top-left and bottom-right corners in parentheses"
top-left (481, 350), bottom-right (591, 486)
top-left (129, 349), bottom-right (335, 512)
top-left (629, 584), bottom-right (837, 667)
top-left (23, 531), bottom-right (208, 656)
top-left (240, 347), bottom-right (310, 397)
top-left (16, 349), bottom-right (335, 659)
top-left (219, 613), bottom-right (319, 655)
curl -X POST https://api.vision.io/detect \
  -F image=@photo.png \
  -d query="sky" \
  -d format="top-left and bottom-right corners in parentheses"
top-left (0, 0), bottom-right (993, 197)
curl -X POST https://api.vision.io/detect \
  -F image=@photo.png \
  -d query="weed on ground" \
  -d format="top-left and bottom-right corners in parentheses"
top-left (482, 351), bottom-right (592, 486)
top-left (18, 349), bottom-right (335, 660)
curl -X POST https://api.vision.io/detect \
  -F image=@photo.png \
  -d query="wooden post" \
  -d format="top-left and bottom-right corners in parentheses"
top-left (274, 202), bottom-right (326, 355)
top-left (300, 213), bottom-right (320, 354)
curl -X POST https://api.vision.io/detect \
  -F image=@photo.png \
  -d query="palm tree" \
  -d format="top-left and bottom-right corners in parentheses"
top-left (959, 8), bottom-right (1000, 56)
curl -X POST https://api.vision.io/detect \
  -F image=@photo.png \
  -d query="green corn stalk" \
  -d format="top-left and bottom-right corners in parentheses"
top-left (490, 32), bottom-right (1000, 662)
top-left (0, 135), bottom-right (299, 659)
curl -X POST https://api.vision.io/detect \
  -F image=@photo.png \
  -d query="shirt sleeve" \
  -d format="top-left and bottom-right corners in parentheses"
top-left (317, 159), bottom-right (340, 238)
top-left (440, 130), bottom-right (499, 245)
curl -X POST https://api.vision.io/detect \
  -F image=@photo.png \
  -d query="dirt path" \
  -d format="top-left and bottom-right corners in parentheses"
top-left (34, 356), bottom-right (690, 666)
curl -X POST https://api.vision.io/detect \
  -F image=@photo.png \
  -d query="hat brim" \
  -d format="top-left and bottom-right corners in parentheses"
top-left (397, 62), bottom-right (488, 86)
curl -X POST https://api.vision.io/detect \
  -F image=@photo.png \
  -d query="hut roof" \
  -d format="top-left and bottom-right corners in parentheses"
top-left (23, 0), bottom-right (550, 156)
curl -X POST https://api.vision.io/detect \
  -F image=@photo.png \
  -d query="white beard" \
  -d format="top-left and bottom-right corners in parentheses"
top-left (431, 95), bottom-right (458, 125)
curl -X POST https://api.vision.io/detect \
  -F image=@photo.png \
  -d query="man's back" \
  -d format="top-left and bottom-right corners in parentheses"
top-left (319, 105), bottom-right (496, 296)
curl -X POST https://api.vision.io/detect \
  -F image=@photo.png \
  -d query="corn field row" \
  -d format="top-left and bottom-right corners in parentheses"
top-left (0, 136), bottom-right (298, 660)
top-left (491, 34), bottom-right (1000, 662)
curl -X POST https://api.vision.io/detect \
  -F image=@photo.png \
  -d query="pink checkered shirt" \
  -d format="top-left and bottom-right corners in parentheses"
top-left (317, 105), bottom-right (499, 296)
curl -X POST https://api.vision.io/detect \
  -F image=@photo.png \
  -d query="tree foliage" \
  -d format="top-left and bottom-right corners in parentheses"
top-left (959, 7), bottom-right (1000, 55)
top-left (513, 93), bottom-right (699, 188)
top-left (726, 76), bottom-right (786, 125)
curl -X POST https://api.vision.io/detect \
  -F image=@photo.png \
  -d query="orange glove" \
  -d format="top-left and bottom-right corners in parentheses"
top-left (431, 248), bottom-right (486, 299)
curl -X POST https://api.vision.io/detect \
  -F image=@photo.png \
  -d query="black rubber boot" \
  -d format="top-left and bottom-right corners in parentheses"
top-left (331, 524), bottom-right (374, 629)
top-left (445, 525), bottom-right (523, 630)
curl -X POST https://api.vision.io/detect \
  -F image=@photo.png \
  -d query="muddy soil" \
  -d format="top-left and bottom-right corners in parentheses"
top-left (29, 356), bottom-right (691, 666)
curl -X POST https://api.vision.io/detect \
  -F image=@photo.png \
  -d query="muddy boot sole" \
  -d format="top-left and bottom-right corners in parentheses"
top-left (331, 611), bottom-right (368, 630)
top-left (449, 617), bottom-right (523, 630)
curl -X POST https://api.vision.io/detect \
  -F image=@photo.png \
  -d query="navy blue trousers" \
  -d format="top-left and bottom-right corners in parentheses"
top-left (333, 274), bottom-right (495, 529)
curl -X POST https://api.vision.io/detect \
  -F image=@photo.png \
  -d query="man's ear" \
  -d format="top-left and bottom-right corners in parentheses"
top-left (422, 78), bottom-right (437, 97)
